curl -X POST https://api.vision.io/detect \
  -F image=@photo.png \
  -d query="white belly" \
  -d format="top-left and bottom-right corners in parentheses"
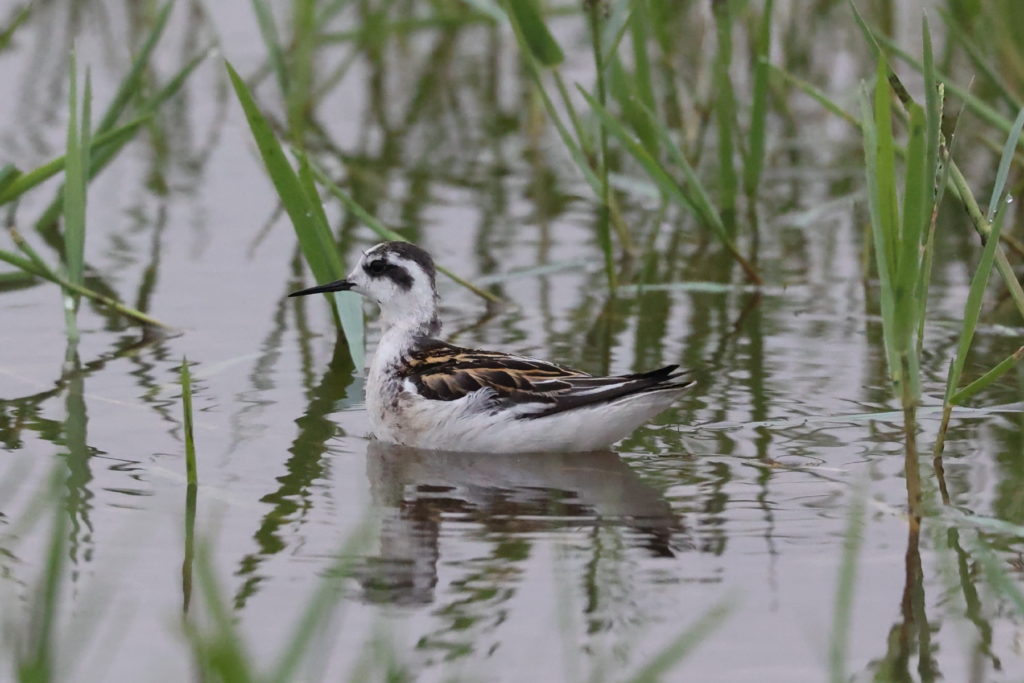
top-left (365, 377), bottom-right (680, 453)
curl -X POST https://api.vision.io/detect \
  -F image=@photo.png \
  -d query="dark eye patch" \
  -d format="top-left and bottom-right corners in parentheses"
top-left (363, 257), bottom-right (414, 290)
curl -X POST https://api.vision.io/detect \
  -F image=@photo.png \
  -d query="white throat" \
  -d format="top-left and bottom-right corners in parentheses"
top-left (377, 294), bottom-right (441, 343)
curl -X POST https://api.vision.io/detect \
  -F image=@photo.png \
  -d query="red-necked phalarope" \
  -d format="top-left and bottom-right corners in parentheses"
top-left (289, 241), bottom-right (693, 452)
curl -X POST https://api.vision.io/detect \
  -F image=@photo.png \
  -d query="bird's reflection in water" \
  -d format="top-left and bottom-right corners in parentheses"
top-left (358, 440), bottom-right (683, 606)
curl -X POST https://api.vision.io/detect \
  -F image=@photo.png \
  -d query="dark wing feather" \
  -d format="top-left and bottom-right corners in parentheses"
top-left (400, 339), bottom-right (693, 417)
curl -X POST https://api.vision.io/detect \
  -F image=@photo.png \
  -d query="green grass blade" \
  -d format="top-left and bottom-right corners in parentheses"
top-left (251, 0), bottom-right (289, 95)
top-left (302, 155), bottom-right (502, 304)
top-left (950, 346), bottom-right (1024, 405)
top-left (581, 89), bottom-right (704, 220)
top-left (0, 116), bottom-right (150, 205)
top-left (916, 16), bottom-right (942, 356)
top-left (226, 61), bottom-right (366, 364)
top-left (872, 60), bottom-right (898, 282)
top-left (188, 544), bottom-right (257, 681)
top-left (288, 0), bottom-right (318, 141)
top-left (744, 0), bottom-right (773, 198)
top-left (0, 247), bottom-right (171, 328)
top-left (939, 8), bottom-right (1022, 111)
top-left (896, 104), bottom-right (927, 327)
top-left (860, 80), bottom-right (898, 383)
top-left (499, 0), bottom-right (599, 198)
top-left (460, 0), bottom-right (503, 22)
top-left (942, 110), bottom-right (1024, 403)
top-left (0, 248), bottom-right (49, 278)
top-left (922, 16), bottom-right (939, 202)
top-left (711, 0), bottom-right (737, 224)
top-left (62, 56), bottom-right (91, 341)
top-left (298, 158), bottom-right (364, 368)
top-left (875, 33), bottom-right (1023, 149)
top-left (848, 0), bottom-right (882, 59)
top-left (180, 357), bottom-right (197, 486)
top-left (0, 163), bottom-right (18, 194)
top-left (580, 87), bottom-right (761, 284)
top-left (501, 0), bottom-right (563, 67)
top-left (628, 0), bottom-right (655, 112)
top-left (35, 48), bottom-right (208, 230)
top-left (95, 0), bottom-right (174, 135)
top-left (267, 525), bottom-right (372, 683)
top-left (225, 61), bottom-right (342, 282)
top-left (987, 107), bottom-right (1024, 220)
top-left (973, 537), bottom-right (1024, 615)
top-left (943, 199), bottom-right (1012, 403)
top-left (625, 600), bottom-right (732, 683)
top-left (769, 64), bottom-right (860, 127)
top-left (598, 0), bottom-right (633, 66)
top-left (0, 4), bottom-right (32, 51)
top-left (608, 55), bottom-right (658, 156)
top-left (586, 0), bottom-right (616, 290)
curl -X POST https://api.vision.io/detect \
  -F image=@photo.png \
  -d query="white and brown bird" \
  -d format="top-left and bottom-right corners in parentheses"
top-left (289, 241), bottom-right (693, 453)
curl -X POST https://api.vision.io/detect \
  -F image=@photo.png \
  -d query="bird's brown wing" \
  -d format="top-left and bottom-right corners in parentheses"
top-left (401, 340), bottom-right (692, 417)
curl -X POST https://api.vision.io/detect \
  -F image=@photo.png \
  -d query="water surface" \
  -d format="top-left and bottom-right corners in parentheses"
top-left (1, 3), bottom-right (1023, 681)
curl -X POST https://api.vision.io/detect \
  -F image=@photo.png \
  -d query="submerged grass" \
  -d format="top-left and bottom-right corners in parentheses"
top-left (14, 482), bottom-right (68, 683)
top-left (623, 600), bottom-right (732, 683)
top-left (828, 483), bottom-right (867, 683)
top-left (185, 524), bottom-right (372, 682)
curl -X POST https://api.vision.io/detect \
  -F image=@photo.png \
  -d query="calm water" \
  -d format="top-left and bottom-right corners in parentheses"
top-left (1, 3), bottom-right (1023, 681)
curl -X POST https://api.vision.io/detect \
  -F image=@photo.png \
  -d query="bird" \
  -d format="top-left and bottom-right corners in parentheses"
top-left (289, 241), bottom-right (693, 453)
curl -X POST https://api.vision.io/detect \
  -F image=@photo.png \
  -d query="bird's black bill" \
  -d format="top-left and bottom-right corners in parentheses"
top-left (288, 278), bottom-right (355, 297)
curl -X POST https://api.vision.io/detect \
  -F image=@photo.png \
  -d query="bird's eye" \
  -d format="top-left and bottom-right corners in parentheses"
top-left (366, 259), bottom-right (387, 276)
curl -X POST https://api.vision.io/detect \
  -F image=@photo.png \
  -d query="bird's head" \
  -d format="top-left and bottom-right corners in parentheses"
top-left (289, 241), bottom-right (440, 336)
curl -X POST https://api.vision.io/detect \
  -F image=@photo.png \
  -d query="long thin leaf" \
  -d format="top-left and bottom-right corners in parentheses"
top-left (942, 111), bottom-right (1024, 404)
top-left (35, 48), bottom-right (209, 230)
top-left (181, 357), bottom-right (197, 486)
top-left (501, 0), bottom-right (563, 67)
top-left (987, 107), bottom-right (1024, 220)
top-left (302, 156), bottom-right (502, 304)
top-left (745, 0), bottom-right (773, 197)
top-left (580, 88), bottom-right (762, 284)
top-left (0, 3), bottom-right (32, 51)
top-left (288, 0), bottom-right (318, 140)
top-left (227, 61), bottom-right (364, 364)
top-left (0, 163), bottom-right (18, 194)
top-left (0, 248), bottom-right (171, 328)
top-left (625, 600), bottom-right (732, 683)
top-left (299, 157), bottom-right (364, 368)
top-left (860, 76), bottom-right (898, 384)
top-left (251, 0), bottom-right (289, 96)
top-left (950, 346), bottom-right (1024, 405)
top-left (0, 116), bottom-right (150, 205)
top-left (711, 0), bottom-right (737, 224)
top-left (876, 33), bottom-right (1023, 148)
top-left (95, 0), bottom-right (174, 135)
top-left (62, 55), bottom-right (91, 341)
